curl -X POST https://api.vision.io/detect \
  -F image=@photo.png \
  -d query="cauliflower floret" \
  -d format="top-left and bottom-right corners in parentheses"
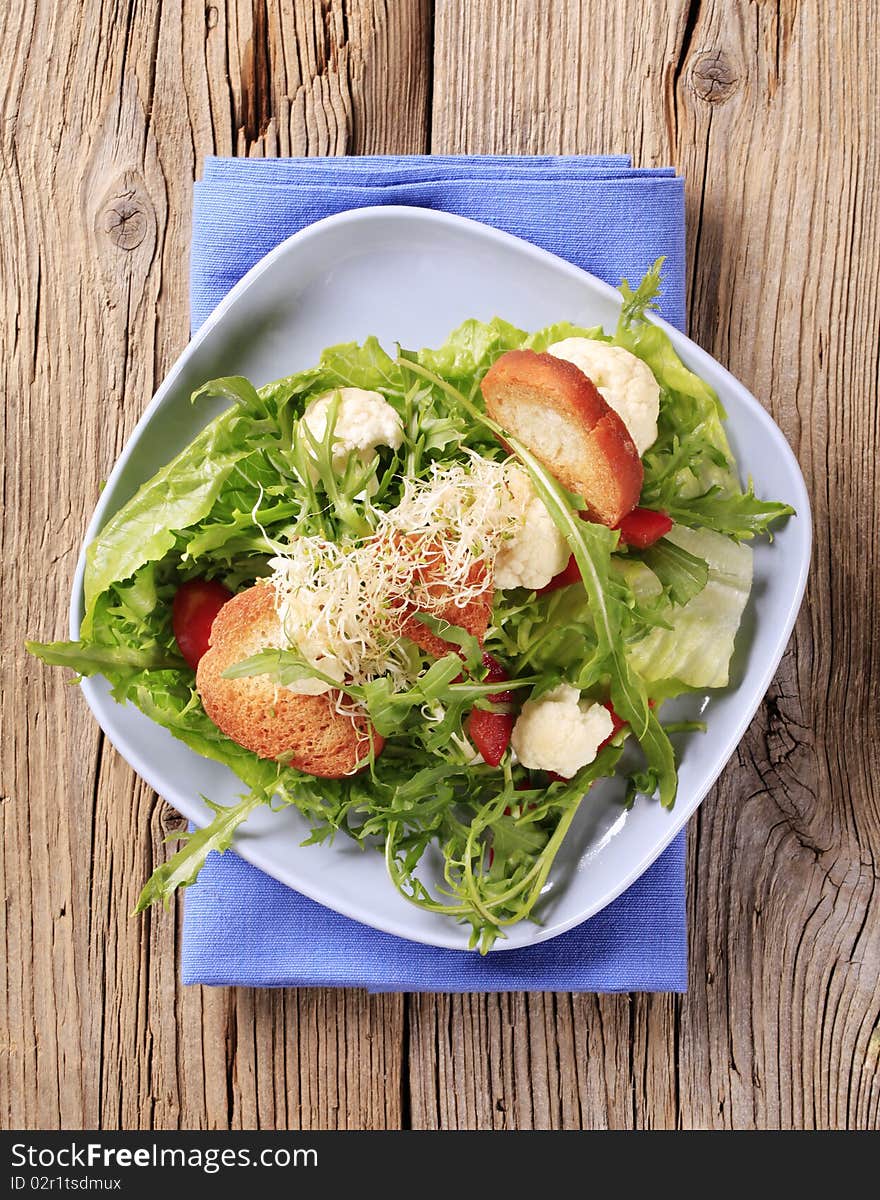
top-left (547, 337), bottom-right (660, 455)
top-left (302, 387), bottom-right (403, 470)
top-left (494, 471), bottom-right (570, 590)
top-left (510, 684), bottom-right (613, 778)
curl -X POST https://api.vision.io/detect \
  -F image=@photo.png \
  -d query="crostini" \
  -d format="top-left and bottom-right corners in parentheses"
top-left (400, 561), bottom-right (493, 658)
top-left (196, 583), bottom-right (383, 777)
top-left (480, 349), bottom-right (643, 527)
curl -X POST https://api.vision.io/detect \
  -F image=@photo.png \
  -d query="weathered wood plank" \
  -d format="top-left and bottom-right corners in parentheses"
top-left (1, 0), bottom-right (430, 1131)
top-left (407, 992), bottom-right (680, 1130)
top-left (3, 0), bottom-right (878, 1134)
top-left (419, 0), bottom-right (880, 1130)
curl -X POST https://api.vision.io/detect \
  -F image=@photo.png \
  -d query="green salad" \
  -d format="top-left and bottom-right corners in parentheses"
top-left (28, 263), bottom-right (793, 952)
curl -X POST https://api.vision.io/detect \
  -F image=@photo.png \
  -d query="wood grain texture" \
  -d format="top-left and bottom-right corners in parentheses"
top-left (2, 0), bottom-right (877, 1131)
top-left (425, 0), bottom-right (880, 1130)
top-left (1, 0), bottom-right (430, 1131)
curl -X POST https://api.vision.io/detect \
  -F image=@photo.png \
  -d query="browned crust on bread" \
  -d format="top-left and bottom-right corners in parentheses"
top-left (480, 349), bottom-right (643, 526)
top-left (393, 546), bottom-right (493, 659)
top-left (399, 587), bottom-right (493, 658)
top-left (196, 583), bottom-right (382, 778)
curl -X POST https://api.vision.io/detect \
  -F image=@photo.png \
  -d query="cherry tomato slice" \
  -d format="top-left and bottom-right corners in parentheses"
top-left (616, 507), bottom-right (673, 550)
top-left (467, 653), bottom-right (516, 768)
top-left (172, 579), bottom-right (233, 671)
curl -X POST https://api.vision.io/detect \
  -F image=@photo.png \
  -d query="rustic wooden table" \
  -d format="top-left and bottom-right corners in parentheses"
top-left (2, 0), bottom-right (878, 1131)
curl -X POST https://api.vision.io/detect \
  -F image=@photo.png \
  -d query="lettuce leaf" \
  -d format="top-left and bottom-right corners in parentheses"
top-left (81, 411), bottom-right (248, 635)
top-left (627, 526), bottom-right (753, 688)
top-left (317, 335), bottom-right (406, 394)
top-left (414, 317), bottom-right (524, 381)
top-left (523, 321), bottom-right (606, 353)
top-left (190, 375), bottom-right (262, 413)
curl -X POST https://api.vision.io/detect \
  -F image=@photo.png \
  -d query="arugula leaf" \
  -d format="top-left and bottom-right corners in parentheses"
top-left (292, 389), bottom-right (378, 537)
top-left (416, 654), bottom-right (469, 698)
top-left (410, 613), bottom-right (482, 669)
top-left (222, 649), bottom-right (338, 689)
top-left (666, 481), bottom-right (795, 540)
top-left (133, 791), bottom-right (266, 912)
top-left (25, 638), bottom-right (180, 675)
top-left (489, 815), bottom-right (548, 870)
top-left (385, 747), bottom-right (623, 950)
top-left (640, 536), bottom-right (709, 606)
top-left (360, 656), bottom-right (523, 738)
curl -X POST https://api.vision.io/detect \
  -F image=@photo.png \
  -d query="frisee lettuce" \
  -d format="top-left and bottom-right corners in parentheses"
top-left (616, 260), bottom-right (794, 539)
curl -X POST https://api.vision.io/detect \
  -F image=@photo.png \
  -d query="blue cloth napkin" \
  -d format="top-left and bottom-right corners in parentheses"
top-left (182, 154), bottom-right (688, 993)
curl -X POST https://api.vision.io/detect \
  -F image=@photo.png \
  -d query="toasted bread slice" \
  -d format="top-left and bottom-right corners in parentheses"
top-left (196, 583), bottom-right (382, 778)
top-left (399, 584), bottom-right (493, 658)
top-left (393, 540), bottom-right (493, 659)
top-left (480, 349), bottom-right (643, 526)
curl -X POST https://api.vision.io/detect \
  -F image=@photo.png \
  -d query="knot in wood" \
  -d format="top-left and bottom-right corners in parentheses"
top-left (158, 806), bottom-right (188, 840)
top-left (690, 50), bottom-right (739, 104)
top-left (100, 185), bottom-right (152, 251)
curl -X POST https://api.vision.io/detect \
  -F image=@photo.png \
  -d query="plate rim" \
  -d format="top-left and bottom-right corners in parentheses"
top-left (69, 205), bottom-right (813, 951)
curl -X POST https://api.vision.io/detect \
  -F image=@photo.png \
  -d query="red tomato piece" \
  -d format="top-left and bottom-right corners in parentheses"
top-left (480, 652), bottom-right (513, 690)
top-left (172, 579), bottom-right (234, 671)
top-left (469, 709), bottom-right (516, 768)
top-left (537, 553), bottom-right (582, 595)
top-left (599, 701), bottom-right (628, 750)
top-left (616, 507), bottom-right (673, 550)
top-left (467, 653), bottom-right (516, 768)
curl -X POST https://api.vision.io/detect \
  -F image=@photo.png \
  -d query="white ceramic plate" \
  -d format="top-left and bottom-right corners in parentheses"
top-left (71, 207), bottom-right (811, 951)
